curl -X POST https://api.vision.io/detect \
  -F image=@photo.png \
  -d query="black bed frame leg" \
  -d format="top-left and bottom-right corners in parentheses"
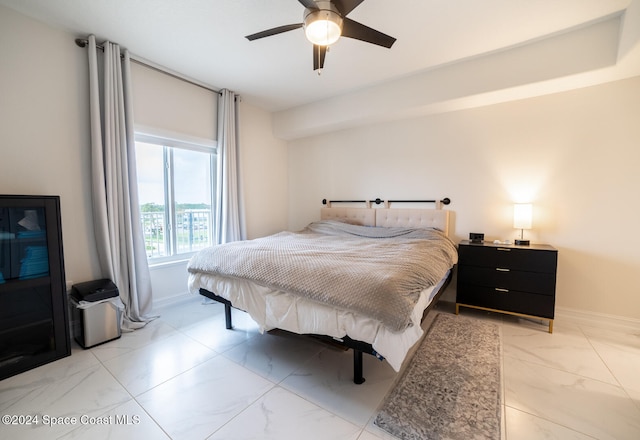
top-left (353, 349), bottom-right (365, 384)
top-left (224, 303), bottom-right (232, 329)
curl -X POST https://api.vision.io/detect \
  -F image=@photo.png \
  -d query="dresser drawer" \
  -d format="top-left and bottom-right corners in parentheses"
top-left (458, 244), bottom-right (557, 273)
top-left (456, 241), bottom-right (558, 331)
top-left (457, 265), bottom-right (556, 295)
top-left (457, 285), bottom-right (555, 319)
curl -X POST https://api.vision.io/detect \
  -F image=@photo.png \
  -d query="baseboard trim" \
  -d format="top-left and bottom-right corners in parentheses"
top-left (556, 306), bottom-right (640, 332)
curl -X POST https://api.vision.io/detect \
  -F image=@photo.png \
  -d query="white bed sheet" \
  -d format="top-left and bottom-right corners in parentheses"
top-left (187, 270), bottom-right (449, 371)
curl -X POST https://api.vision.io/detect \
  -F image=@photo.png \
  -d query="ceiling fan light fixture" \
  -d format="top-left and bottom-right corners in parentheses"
top-left (304, 9), bottom-right (343, 46)
top-left (245, 0), bottom-right (396, 71)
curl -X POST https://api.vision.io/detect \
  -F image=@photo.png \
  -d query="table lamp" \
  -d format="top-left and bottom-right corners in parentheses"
top-left (513, 203), bottom-right (532, 245)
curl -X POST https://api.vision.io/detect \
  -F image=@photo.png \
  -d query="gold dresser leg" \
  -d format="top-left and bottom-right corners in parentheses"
top-left (455, 303), bottom-right (460, 315)
top-left (549, 319), bottom-right (554, 333)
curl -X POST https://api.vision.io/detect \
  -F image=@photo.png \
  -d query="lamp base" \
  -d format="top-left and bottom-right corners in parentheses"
top-left (515, 239), bottom-right (530, 246)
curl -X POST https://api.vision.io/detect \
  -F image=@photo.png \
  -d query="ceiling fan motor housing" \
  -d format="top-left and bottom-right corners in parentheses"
top-left (303, 1), bottom-right (344, 46)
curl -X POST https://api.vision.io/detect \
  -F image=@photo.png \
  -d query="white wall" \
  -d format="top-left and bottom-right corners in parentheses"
top-left (287, 76), bottom-right (640, 321)
top-left (0, 6), bottom-right (102, 287)
top-left (0, 6), bottom-right (290, 307)
top-left (239, 102), bottom-right (289, 240)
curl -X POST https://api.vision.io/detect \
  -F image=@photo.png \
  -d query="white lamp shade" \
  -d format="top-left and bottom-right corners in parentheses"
top-left (304, 10), bottom-right (343, 46)
top-left (513, 203), bottom-right (533, 230)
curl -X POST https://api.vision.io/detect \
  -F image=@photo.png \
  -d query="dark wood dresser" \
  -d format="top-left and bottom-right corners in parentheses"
top-left (455, 240), bottom-right (558, 332)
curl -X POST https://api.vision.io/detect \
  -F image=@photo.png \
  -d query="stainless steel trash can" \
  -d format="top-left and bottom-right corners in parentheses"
top-left (70, 279), bottom-right (122, 348)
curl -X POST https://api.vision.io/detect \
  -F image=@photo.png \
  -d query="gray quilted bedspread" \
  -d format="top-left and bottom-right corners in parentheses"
top-left (187, 220), bottom-right (458, 332)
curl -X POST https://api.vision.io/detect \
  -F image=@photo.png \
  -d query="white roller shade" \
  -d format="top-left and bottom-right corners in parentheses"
top-left (130, 62), bottom-right (217, 141)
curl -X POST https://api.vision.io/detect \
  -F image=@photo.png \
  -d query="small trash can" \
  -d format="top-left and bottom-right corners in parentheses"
top-left (70, 279), bottom-right (122, 348)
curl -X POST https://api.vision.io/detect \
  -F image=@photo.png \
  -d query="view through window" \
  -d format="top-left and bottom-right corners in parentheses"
top-left (135, 136), bottom-right (216, 262)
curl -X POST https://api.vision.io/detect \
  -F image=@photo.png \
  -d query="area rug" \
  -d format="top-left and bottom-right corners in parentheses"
top-left (374, 313), bottom-right (502, 440)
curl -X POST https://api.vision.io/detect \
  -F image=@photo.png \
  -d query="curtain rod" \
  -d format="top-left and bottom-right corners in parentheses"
top-left (75, 38), bottom-right (222, 96)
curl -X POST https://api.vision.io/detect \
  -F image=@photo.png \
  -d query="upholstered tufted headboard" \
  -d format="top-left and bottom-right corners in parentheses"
top-left (320, 207), bottom-right (450, 236)
top-left (320, 207), bottom-right (376, 226)
top-left (375, 208), bottom-right (449, 235)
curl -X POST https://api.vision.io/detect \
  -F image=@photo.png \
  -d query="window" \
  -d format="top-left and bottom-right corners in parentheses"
top-left (135, 134), bottom-right (217, 263)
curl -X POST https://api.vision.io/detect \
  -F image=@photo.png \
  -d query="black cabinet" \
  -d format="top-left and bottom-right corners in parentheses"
top-left (455, 240), bottom-right (557, 332)
top-left (0, 195), bottom-right (70, 380)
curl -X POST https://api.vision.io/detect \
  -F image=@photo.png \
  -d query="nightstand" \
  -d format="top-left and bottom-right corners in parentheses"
top-left (455, 240), bottom-right (558, 332)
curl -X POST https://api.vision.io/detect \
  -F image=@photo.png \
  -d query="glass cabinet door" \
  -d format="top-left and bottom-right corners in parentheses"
top-left (0, 196), bottom-right (70, 380)
top-left (0, 206), bottom-right (49, 281)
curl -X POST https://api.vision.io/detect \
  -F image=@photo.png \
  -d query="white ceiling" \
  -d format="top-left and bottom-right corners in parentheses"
top-left (0, 0), bottom-right (636, 113)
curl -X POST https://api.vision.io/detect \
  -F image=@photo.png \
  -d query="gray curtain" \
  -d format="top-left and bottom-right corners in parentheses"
top-left (86, 35), bottom-right (156, 330)
top-left (215, 89), bottom-right (245, 244)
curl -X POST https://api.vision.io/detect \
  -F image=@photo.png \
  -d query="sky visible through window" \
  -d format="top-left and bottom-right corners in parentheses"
top-left (135, 142), bottom-right (212, 207)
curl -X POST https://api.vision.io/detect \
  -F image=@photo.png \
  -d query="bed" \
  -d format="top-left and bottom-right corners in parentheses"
top-left (187, 199), bottom-right (457, 383)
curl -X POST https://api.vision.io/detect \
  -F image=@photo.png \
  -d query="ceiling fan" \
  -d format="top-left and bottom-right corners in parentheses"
top-left (245, 0), bottom-right (396, 71)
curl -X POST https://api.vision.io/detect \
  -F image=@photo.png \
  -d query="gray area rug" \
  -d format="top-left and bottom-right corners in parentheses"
top-left (374, 313), bottom-right (502, 440)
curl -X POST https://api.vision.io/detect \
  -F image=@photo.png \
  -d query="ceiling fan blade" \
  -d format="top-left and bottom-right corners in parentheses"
top-left (341, 17), bottom-right (396, 48)
top-left (298, 0), bottom-right (319, 10)
top-left (332, 0), bottom-right (365, 16)
top-left (313, 45), bottom-right (327, 70)
top-left (245, 23), bottom-right (303, 41)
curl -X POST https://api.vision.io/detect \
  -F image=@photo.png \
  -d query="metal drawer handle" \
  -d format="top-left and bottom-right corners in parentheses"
top-left (497, 248), bottom-right (511, 251)
top-left (496, 268), bottom-right (510, 272)
top-left (495, 288), bottom-right (509, 293)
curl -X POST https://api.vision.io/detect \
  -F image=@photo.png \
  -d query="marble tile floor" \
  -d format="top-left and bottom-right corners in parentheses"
top-left (1, 295), bottom-right (639, 440)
